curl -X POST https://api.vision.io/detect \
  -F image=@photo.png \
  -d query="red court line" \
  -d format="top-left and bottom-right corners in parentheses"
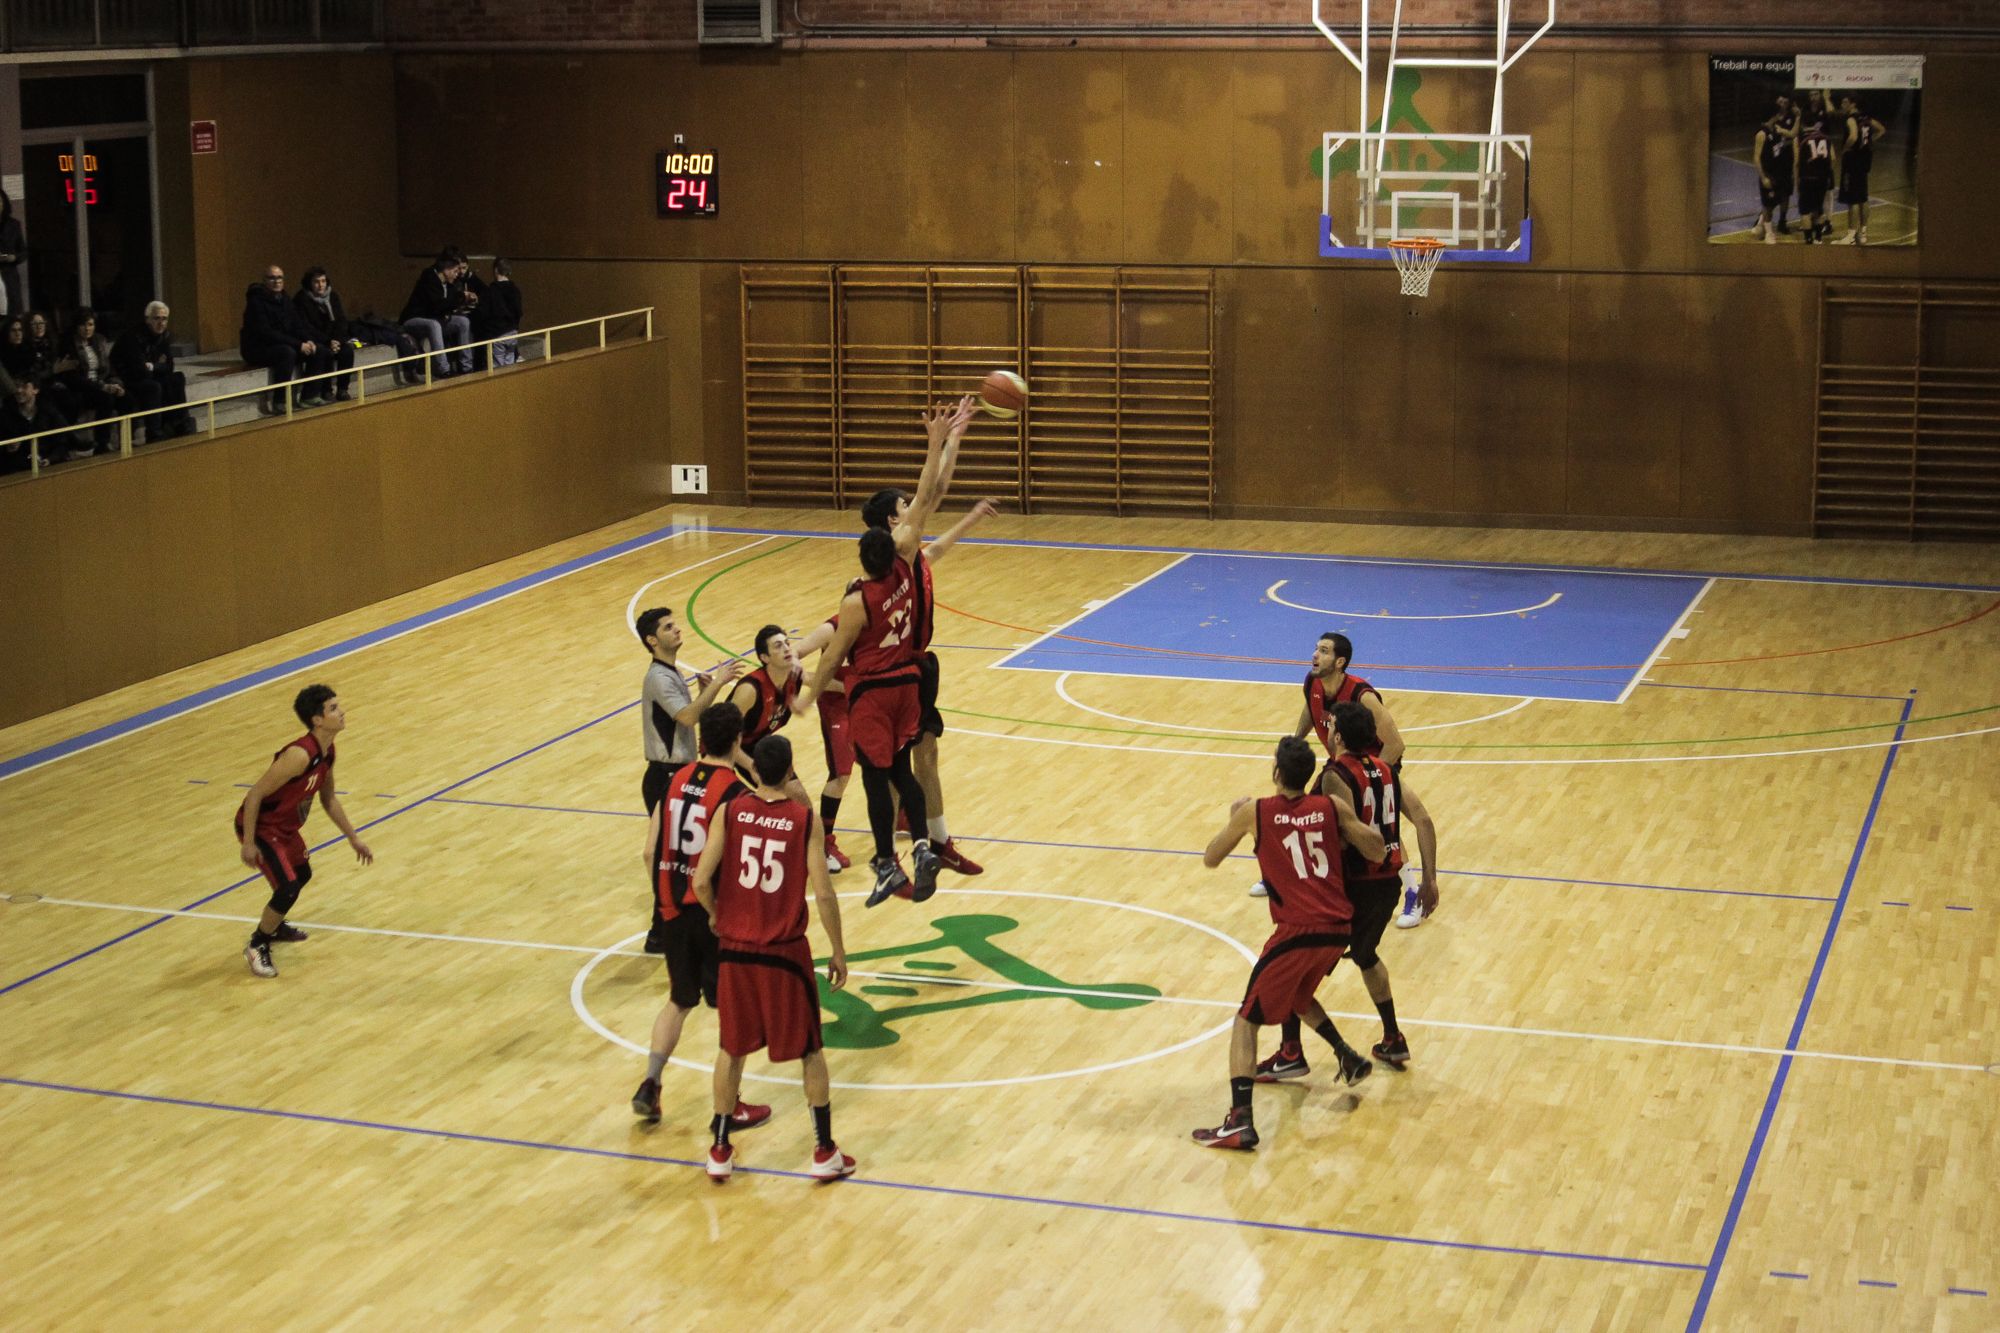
top-left (943, 593), bottom-right (2000, 675)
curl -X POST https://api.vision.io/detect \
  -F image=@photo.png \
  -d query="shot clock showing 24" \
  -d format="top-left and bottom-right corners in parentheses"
top-left (657, 149), bottom-right (718, 217)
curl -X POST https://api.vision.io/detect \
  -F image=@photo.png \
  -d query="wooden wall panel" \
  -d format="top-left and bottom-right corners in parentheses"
top-left (141, 446), bottom-right (242, 669)
top-left (1569, 53), bottom-right (1703, 275)
top-left (1340, 277), bottom-right (1459, 513)
top-left (0, 482), bottom-right (71, 725)
top-left (1219, 267), bottom-right (1338, 511)
top-left (1567, 274), bottom-right (1688, 519)
top-left (1681, 277), bottom-right (1816, 527)
top-left (904, 53), bottom-right (1018, 263)
top-left (53, 461), bottom-right (161, 702)
top-left (802, 55), bottom-right (912, 261)
top-left (1227, 52), bottom-right (1349, 264)
top-left (187, 55), bottom-right (403, 352)
top-left (1012, 53), bottom-right (1126, 263)
top-left (1507, 52), bottom-right (1576, 273)
top-left (0, 340), bottom-right (674, 731)
top-left (1450, 271), bottom-right (1572, 515)
top-left (1122, 53), bottom-right (1233, 265)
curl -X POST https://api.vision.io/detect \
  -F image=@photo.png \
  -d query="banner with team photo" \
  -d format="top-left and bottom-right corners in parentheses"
top-left (1707, 54), bottom-right (1922, 247)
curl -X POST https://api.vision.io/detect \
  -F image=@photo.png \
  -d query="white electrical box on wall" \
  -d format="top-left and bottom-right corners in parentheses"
top-left (672, 465), bottom-right (709, 495)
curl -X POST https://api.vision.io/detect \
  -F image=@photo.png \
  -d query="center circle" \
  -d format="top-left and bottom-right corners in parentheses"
top-left (569, 887), bottom-right (1255, 1091)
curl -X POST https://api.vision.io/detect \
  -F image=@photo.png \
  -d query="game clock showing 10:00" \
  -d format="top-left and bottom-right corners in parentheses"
top-left (657, 149), bottom-right (718, 217)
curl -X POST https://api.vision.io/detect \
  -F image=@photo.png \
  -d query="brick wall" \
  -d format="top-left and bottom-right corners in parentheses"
top-left (386, 0), bottom-right (2000, 46)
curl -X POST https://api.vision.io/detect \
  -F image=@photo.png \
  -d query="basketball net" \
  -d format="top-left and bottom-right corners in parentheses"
top-left (1387, 239), bottom-right (1447, 298)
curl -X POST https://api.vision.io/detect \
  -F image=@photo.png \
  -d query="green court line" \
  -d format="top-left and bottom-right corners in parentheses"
top-left (678, 542), bottom-right (1996, 753)
top-left (682, 538), bottom-right (808, 658)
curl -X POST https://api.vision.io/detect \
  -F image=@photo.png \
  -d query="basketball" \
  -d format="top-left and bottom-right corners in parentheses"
top-left (979, 369), bottom-right (1028, 419)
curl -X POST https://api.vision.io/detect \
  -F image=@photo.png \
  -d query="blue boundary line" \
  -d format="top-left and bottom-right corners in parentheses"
top-left (0, 1073), bottom-right (1704, 1274)
top-left (417, 799), bottom-right (1834, 904)
top-left (7, 517), bottom-right (1976, 788)
top-left (0, 523), bottom-right (686, 783)
top-left (0, 703), bottom-right (636, 999)
top-left (1682, 695), bottom-right (1916, 1332)
top-left (696, 523), bottom-right (2000, 594)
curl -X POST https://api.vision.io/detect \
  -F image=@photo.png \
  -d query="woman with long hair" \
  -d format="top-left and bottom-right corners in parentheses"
top-left (52, 307), bottom-right (130, 448)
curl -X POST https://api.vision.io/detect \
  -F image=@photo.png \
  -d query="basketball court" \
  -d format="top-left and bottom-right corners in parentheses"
top-left (2, 502), bottom-right (1997, 1328)
top-left (3, 1), bottom-right (1998, 1329)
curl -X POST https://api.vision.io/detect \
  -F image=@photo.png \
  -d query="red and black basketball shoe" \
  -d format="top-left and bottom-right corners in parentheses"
top-left (1191, 1107), bottom-right (1259, 1150)
top-left (1253, 1045), bottom-right (1309, 1083)
top-left (729, 1100), bottom-right (772, 1130)
top-left (706, 1143), bottom-right (734, 1182)
top-left (935, 839), bottom-right (984, 875)
top-left (808, 1144), bottom-right (857, 1180)
top-left (1371, 1034), bottom-right (1410, 1071)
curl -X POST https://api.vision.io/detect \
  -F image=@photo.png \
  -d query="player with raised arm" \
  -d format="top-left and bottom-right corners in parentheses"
top-left (630, 702), bottom-right (773, 1134)
top-left (1258, 702), bottom-right (1438, 1081)
top-left (794, 397), bottom-right (975, 907)
top-left (234, 684), bottom-right (373, 978)
top-left (1193, 736), bottom-right (1385, 1150)
top-left (695, 735), bottom-right (853, 1182)
top-left (861, 489), bottom-right (1000, 876)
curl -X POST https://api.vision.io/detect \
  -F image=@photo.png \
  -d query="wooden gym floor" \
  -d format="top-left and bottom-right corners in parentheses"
top-left (1, 504), bottom-right (1996, 1330)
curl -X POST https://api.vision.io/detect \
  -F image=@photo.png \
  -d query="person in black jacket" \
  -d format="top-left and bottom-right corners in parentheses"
top-left (241, 263), bottom-right (330, 413)
top-left (400, 248), bottom-right (474, 380)
top-left (478, 258), bottom-right (525, 366)
top-left (0, 379), bottom-right (90, 470)
top-left (294, 267), bottom-right (358, 401)
top-left (111, 301), bottom-right (195, 442)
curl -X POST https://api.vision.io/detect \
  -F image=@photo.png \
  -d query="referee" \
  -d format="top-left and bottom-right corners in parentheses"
top-left (636, 605), bottom-right (741, 952)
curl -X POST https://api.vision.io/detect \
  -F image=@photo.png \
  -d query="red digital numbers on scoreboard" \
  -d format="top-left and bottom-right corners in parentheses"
top-left (656, 150), bottom-right (719, 218)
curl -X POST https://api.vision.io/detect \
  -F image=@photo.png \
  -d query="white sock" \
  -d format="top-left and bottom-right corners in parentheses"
top-left (927, 816), bottom-right (949, 843)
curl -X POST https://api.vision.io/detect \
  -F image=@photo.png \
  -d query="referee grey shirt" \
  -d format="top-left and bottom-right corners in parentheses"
top-left (642, 660), bottom-right (695, 765)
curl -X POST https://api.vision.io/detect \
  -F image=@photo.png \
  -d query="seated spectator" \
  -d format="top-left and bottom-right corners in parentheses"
top-left (111, 301), bottom-right (195, 442)
top-left (400, 248), bottom-right (474, 380)
top-left (478, 258), bottom-right (525, 367)
top-left (24, 310), bottom-right (58, 386)
top-left (293, 266), bottom-right (358, 402)
top-left (0, 315), bottom-right (33, 389)
top-left (0, 378), bottom-right (90, 470)
top-left (240, 264), bottom-right (330, 413)
top-left (52, 307), bottom-right (132, 447)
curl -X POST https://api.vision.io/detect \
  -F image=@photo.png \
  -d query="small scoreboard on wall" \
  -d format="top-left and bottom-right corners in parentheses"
top-left (657, 148), bottom-right (718, 217)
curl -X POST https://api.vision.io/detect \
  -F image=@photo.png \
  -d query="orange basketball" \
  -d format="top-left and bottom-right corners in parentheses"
top-left (980, 369), bottom-right (1028, 419)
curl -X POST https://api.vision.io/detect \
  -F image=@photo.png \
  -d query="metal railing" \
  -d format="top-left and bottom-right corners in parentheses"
top-left (6, 307), bottom-right (654, 480)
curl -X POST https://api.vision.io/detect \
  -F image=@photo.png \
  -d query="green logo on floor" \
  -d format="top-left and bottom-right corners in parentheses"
top-left (816, 913), bottom-right (1160, 1050)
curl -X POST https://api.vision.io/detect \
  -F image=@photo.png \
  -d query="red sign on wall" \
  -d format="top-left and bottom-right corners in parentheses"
top-left (191, 120), bottom-right (218, 154)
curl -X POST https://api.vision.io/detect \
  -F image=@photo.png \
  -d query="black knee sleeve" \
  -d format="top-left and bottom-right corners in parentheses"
top-left (889, 747), bottom-right (928, 836)
top-left (861, 763), bottom-right (897, 859)
top-left (267, 860), bottom-right (312, 916)
top-left (1348, 941), bottom-right (1380, 972)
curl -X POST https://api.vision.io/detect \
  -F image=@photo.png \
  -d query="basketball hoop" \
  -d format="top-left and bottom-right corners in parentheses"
top-left (1387, 238), bottom-right (1447, 298)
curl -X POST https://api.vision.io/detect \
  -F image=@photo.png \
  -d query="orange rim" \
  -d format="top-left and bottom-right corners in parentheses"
top-left (1386, 238), bottom-right (1448, 253)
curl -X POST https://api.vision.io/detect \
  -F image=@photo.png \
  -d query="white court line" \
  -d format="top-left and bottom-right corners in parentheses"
top-left (623, 534), bottom-right (778, 638)
top-left (707, 526), bottom-right (2000, 594)
top-left (988, 553), bottom-right (1191, 674)
top-left (1616, 577), bottom-right (1716, 706)
top-left (14, 891), bottom-right (1986, 1077)
top-left (1002, 659), bottom-right (1554, 704)
top-left (1265, 580), bottom-right (1564, 621)
top-left (947, 721), bottom-right (2000, 767)
top-left (1051, 671), bottom-right (1532, 736)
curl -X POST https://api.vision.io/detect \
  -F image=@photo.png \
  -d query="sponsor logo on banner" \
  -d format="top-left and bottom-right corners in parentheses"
top-left (1796, 54), bottom-right (1924, 90)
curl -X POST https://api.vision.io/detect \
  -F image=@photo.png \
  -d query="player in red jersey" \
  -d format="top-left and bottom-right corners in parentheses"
top-left (1253, 630), bottom-right (1406, 900)
top-left (792, 609), bottom-right (857, 874)
top-left (1258, 702), bottom-right (1439, 1082)
top-left (233, 684), bottom-right (373, 978)
top-left (727, 623), bottom-right (815, 803)
top-left (1192, 736), bottom-right (1386, 1149)
top-left (796, 397), bottom-right (975, 907)
top-left (694, 735), bottom-right (854, 1182)
top-left (629, 702), bottom-right (774, 1134)
top-left (861, 476), bottom-right (1000, 879)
